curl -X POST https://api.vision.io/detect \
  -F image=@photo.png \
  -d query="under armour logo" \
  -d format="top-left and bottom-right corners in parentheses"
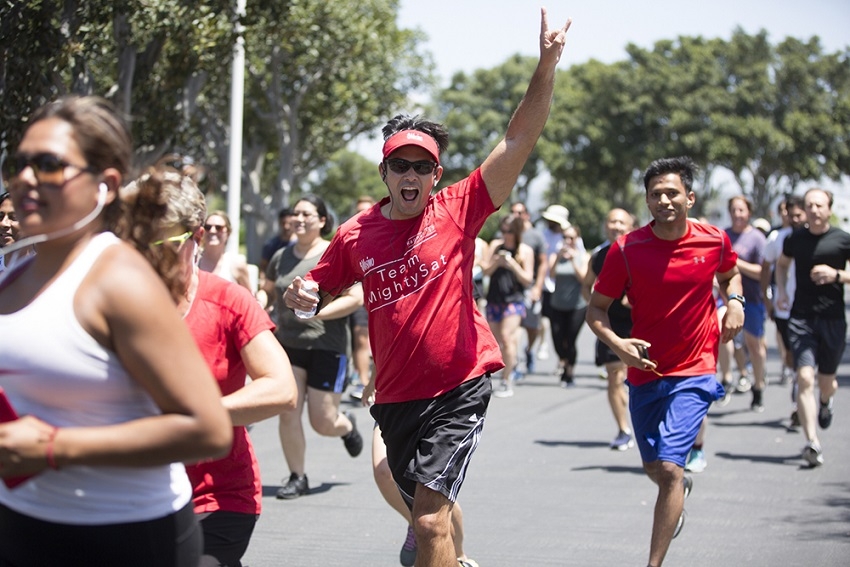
top-left (694, 256), bottom-right (705, 264)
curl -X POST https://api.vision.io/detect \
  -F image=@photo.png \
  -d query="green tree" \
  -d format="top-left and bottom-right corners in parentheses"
top-left (1, 0), bottom-right (433, 262)
top-left (436, 55), bottom-right (544, 199)
top-left (307, 149), bottom-right (386, 224)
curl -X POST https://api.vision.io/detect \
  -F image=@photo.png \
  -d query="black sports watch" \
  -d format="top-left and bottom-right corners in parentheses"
top-left (728, 294), bottom-right (746, 308)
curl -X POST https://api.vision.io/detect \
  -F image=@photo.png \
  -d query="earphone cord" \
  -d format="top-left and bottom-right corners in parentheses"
top-left (0, 184), bottom-right (108, 259)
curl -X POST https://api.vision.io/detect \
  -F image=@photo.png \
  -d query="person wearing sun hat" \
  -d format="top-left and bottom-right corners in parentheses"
top-left (541, 204), bottom-right (571, 231)
top-left (283, 8), bottom-right (572, 567)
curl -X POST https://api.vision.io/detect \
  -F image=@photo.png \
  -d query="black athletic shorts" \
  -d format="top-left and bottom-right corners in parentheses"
top-left (371, 375), bottom-right (491, 507)
top-left (788, 316), bottom-right (847, 375)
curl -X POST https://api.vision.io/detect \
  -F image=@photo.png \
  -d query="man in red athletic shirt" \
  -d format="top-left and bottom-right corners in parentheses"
top-left (587, 156), bottom-right (744, 567)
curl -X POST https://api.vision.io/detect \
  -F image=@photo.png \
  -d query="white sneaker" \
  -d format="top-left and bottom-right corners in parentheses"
top-left (802, 443), bottom-right (824, 467)
top-left (492, 381), bottom-right (514, 398)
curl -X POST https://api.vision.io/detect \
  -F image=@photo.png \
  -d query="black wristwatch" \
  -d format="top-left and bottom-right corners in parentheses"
top-left (728, 294), bottom-right (746, 308)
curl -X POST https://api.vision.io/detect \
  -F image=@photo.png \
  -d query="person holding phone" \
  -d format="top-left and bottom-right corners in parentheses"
top-left (548, 223), bottom-right (588, 387)
top-left (483, 213), bottom-right (535, 398)
top-left (587, 156), bottom-right (744, 567)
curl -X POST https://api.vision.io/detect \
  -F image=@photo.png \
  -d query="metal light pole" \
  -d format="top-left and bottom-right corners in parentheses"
top-left (226, 0), bottom-right (246, 254)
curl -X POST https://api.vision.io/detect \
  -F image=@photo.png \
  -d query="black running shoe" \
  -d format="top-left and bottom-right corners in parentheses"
top-left (818, 399), bottom-right (834, 429)
top-left (276, 472), bottom-right (309, 500)
top-left (342, 411), bottom-right (363, 457)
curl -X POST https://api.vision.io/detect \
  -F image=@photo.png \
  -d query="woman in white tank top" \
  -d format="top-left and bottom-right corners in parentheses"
top-left (0, 96), bottom-right (231, 566)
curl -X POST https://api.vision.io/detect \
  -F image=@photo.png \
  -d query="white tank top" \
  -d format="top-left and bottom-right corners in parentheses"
top-left (0, 232), bottom-right (192, 524)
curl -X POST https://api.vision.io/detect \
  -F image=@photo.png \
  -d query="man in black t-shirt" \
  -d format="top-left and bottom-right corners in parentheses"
top-left (776, 187), bottom-right (850, 467)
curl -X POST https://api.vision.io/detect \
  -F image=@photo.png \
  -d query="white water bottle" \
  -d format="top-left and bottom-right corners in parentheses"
top-left (294, 279), bottom-right (320, 319)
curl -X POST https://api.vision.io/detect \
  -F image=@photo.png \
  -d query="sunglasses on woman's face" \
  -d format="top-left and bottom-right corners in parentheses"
top-left (2, 153), bottom-right (96, 188)
top-left (384, 158), bottom-right (438, 176)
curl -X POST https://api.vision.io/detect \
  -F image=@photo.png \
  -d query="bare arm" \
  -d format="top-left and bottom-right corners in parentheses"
top-left (481, 240), bottom-right (503, 276)
top-left (759, 259), bottom-right (774, 317)
top-left (581, 263), bottom-right (597, 303)
top-left (530, 248), bottom-right (548, 302)
top-left (514, 243), bottom-right (536, 288)
top-left (314, 282), bottom-right (364, 321)
top-left (585, 290), bottom-right (651, 370)
top-left (231, 256), bottom-right (253, 293)
top-left (774, 254), bottom-right (792, 310)
top-left (283, 277), bottom-right (364, 321)
top-left (480, 8), bottom-right (572, 208)
top-left (223, 330), bottom-right (297, 426)
top-left (736, 257), bottom-right (762, 281)
top-left (716, 267), bottom-right (745, 343)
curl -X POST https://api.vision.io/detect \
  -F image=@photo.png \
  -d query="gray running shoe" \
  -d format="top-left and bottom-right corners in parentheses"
top-left (802, 443), bottom-right (824, 467)
top-left (610, 430), bottom-right (634, 451)
top-left (683, 475), bottom-right (693, 499)
top-left (399, 525), bottom-right (416, 567)
top-left (672, 509), bottom-right (687, 539)
top-left (735, 375), bottom-right (752, 393)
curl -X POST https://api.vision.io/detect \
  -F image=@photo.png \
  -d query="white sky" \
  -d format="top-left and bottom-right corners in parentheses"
top-left (399, 0), bottom-right (850, 82)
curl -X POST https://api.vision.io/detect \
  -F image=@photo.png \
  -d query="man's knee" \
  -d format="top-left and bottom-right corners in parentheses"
top-left (644, 460), bottom-right (683, 487)
top-left (412, 485), bottom-right (453, 540)
top-left (797, 367), bottom-right (816, 390)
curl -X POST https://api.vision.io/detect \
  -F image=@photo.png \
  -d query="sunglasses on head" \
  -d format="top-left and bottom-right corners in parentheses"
top-left (384, 158), bottom-right (438, 176)
top-left (2, 152), bottom-right (97, 188)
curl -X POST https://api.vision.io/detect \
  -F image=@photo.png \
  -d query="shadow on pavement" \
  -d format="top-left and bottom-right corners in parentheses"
top-left (261, 481), bottom-right (349, 499)
top-left (713, 450), bottom-right (803, 467)
top-left (571, 464), bottom-right (645, 475)
top-left (534, 439), bottom-right (609, 449)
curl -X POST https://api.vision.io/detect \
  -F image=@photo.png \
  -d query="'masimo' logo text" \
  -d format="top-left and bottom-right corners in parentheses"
top-left (367, 253), bottom-right (448, 310)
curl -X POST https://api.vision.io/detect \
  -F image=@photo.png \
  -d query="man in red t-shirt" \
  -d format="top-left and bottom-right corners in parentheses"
top-left (587, 156), bottom-right (744, 567)
top-left (284, 9), bottom-right (572, 566)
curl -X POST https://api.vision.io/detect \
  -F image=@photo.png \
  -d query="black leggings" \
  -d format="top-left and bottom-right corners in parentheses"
top-left (0, 501), bottom-right (201, 567)
top-left (549, 306), bottom-right (588, 367)
top-left (198, 511), bottom-right (258, 567)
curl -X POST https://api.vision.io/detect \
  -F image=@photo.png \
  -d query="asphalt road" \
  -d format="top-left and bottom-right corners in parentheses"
top-left (242, 317), bottom-right (850, 567)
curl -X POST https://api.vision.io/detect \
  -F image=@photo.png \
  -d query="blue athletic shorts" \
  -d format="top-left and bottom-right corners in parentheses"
top-left (742, 302), bottom-right (766, 338)
top-left (629, 374), bottom-right (724, 467)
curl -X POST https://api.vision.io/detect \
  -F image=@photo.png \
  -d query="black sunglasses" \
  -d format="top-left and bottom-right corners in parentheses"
top-left (384, 158), bottom-right (438, 176)
top-left (2, 153), bottom-right (97, 187)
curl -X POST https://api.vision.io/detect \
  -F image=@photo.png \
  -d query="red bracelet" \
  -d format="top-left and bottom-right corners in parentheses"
top-left (46, 426), bottom-right (60, 470)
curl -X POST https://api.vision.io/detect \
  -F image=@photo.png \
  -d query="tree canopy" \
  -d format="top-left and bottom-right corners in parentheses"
top-left (432, 30), bottom-right (849, 245)
top-left (3, 4), bottom-right (848, 251)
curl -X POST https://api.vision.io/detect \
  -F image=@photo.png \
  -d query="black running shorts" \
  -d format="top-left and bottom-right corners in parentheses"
top-left (371, 375), bottom-right (491, 507)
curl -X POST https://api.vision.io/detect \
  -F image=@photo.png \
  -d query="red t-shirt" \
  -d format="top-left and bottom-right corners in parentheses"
top-left (594, 220), bottom-right (737, 386)
top-left (185, 271), bottom-right (275, 514)
top-left (310, 168), bottom-right (504, 403)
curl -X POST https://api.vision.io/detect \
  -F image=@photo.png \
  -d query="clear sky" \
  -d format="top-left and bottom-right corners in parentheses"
top-left (399, 0), bottom-right (850, 82)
